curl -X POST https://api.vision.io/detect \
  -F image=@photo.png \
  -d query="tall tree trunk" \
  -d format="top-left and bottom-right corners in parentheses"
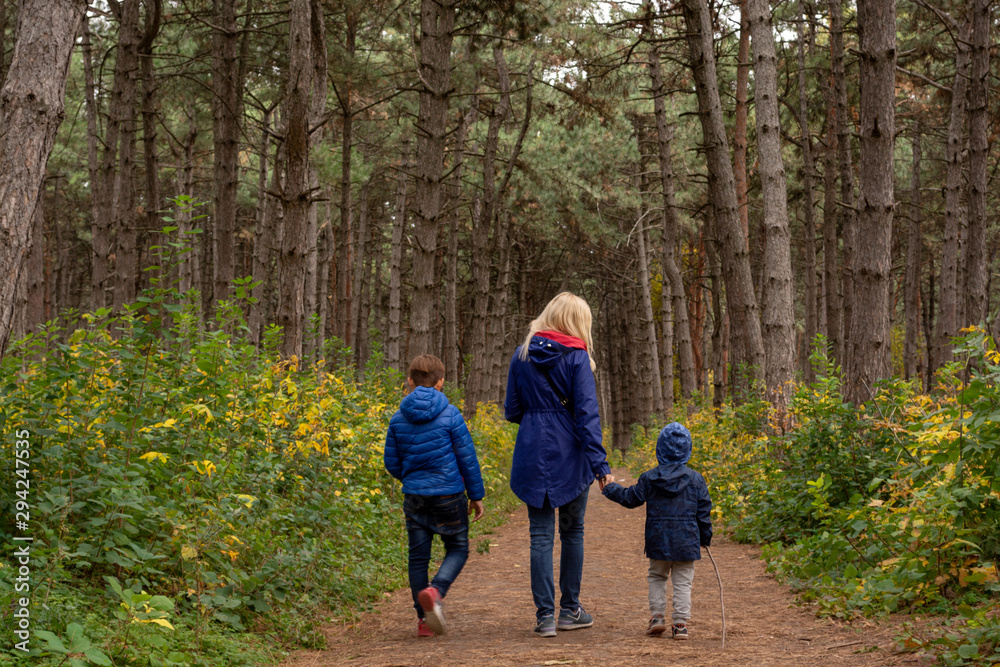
top-left (337, 15), bottom-right (356, 346)
top-left (177, 119), bottom-right (198, 295)
top-left (305, 0), bottom-right (327, 356)
top-left (25, 196), bottom-right (44, 332)
top-left (0, 0), bottom-right (85, 359)
top-left (352, 184), bottom-right (369, 370)
top-left (112, 0), bottom-right (141, 314)
top-left (636, 199), bottom-right (664, 418)
top-left (466, 45), bottom-right (513, 418)
top-left (704, 201), bottom-right (725, 407)
top-left (140, 0), bottom-right (162, 277)
top-left (645, 17), bottom-right (696, 403)
top-left (904, 128), bottom-right (921, 381)
top-left (844, 0), bottom-right (895, 406)
top-left (212, 0), bottom-right (241, 306)
top-left (445, 106), bottom-right (474, 383)
top-left (277, 0), bottom-right (314, 358)
top-left (386, 141), bottom-right (408, 374)
top-left (409, 0), bottom-right (456, 357)
top-left (963, 0), bottom-right (989, 327)
top-left (250, 108), bottom-right (272, 345)
top-left (82, 15), bottom-right (109, 313)
top-left (933, 19), bottom-right (971, 371)
top-left (681, 0), bottom-right (765, 394)
top-left (822, 85), bottom-right (842, 362)
top-left (829, 0), bottom-right (856, 368)
top-left (734, 0), bottom-right (751, 249)
top-left (797, 8), bottom-right (819, 380)
top-left (749, 0), bottom-right (795, 409)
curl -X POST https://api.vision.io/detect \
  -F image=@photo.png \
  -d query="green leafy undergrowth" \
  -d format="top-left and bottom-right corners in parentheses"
top-left (0, 231), bottom-right (518, 665)
top-left (623, 330), bottom-right (1000, 665)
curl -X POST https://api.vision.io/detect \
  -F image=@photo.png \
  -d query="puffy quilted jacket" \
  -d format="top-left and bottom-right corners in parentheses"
top-left (384, 386), bottom-right (485, 500)
top-left (602, 422), bottom-right (712, 562)
top-left (504, 333), bottom-right (611, 508)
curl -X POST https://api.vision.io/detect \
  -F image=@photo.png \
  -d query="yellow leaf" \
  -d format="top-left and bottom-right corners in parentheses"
top-left (181, 545), bottom-right (198, 560)
top-left (141, 618), bottom-right (175, 630)
top-left (140, 452), bottom-right (169, 463)
top-left (334, 490), bottom-right (341, 497)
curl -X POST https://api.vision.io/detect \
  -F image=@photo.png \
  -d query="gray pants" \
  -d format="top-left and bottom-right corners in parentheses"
top-left (648, 559), bottom-right (695, 621)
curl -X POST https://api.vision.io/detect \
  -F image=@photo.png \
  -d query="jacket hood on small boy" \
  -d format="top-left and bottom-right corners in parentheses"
top-left (656, 422), bottom-right (692, 465)
top-left (399, 385), bottom-right (450, 424)
top-left (643, 422), bottom-right (693, 498)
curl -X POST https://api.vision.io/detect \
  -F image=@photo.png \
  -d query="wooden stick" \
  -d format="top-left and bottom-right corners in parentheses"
top-left (706, 545), bottom-right (726, 649)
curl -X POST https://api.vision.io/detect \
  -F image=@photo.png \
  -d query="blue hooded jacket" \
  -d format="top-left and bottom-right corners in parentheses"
top-left (384, 386), bottom-right (485, 500)
top-left (602, 423), bottom-right (712, 561)
top-left (504, 334), bottom-right (611, 508)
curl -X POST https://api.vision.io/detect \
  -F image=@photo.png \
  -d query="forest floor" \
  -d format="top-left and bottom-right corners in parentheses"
top-left (284, 469), bottom-right (921, 667)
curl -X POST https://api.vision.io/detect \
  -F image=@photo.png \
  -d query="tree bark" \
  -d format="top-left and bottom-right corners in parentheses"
top-left (796, 9), bottom-right (819, 380)
top-left (82, 15), bottom-right (109, 312)
top-left (821, 80), bottom-right (842, 363)
top-left (112, 0), bottom-right (141, 315)
top-left (962, 0), bottom-right (989, 327)
top-left (250, 108), bottom-right (272, 345)
top-left (409, 0), bottom-right (456, 357)
top-left (635, 194), bottom-right (664, 418)
top-left (749, 0), bottom-right (795, 409)
top-left (212, 0), bottom-right (241, 305)
top-left (844, 0), bottom-right (895, 406)
top-left (681, 0), bottom-right (765, 393)
top-left (904, 128), bottom-right (921, 381)
top-left (829, 0), bottom-right (856, 368)
top-left (305, 0), bottom-right (327, 356)
top-left (444, 106), bottom-right (474, 384)
top-left (278, 0), bottom-right (314, 358)
top-left (933, 19), bottom-right (970, 371)
top-left (0, 0), bottom-right (85, 358)
top-left (734, 0), bottom-right (751, 250)
top-left (645, 17), bottom-right (696, 403)
top-left (466, 45), bottom-right (513, 418)
top-left (352, 183), bottom-right (369, 370)
top-left (386, 141), bottom-right (408, 374)
top-left (336, 14), bottom-right (356, 346)
top-left (139, 0), bottom-right (162, 289)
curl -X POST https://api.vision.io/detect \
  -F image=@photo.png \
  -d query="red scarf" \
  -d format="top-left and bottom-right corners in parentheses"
top-left (536, 330), bottom-right (587, 350)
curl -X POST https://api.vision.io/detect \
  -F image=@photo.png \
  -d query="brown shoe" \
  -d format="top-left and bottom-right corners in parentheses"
top-left (647, 615), bottom-right (667, 636)
top-left (671, 622), bottom-right (689, 640)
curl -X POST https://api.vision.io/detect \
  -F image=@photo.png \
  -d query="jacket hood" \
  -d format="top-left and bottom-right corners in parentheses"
top-left (656, 422), bottom-right (692, 465)
top-left (400, 386), bottom-right (450, 423)
top-left (527, 334), bottom-right (583, 368)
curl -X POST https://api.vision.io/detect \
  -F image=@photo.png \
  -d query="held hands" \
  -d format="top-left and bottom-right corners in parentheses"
top-left (469, 499), bottom-right (485, 523)
top-left (597, 474), bottom-right (615, 491)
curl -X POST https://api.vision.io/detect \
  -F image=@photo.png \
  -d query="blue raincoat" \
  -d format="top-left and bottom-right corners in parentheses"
top-left (602, 422), bottom-right (712, 561)
top-left (504, 334), bottom-right (611, 508)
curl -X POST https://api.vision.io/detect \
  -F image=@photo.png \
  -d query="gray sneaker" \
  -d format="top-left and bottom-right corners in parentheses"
top-left (557, 606), bottom-right (594, 630)
top-left (534, 615), bottom-right (557, 638)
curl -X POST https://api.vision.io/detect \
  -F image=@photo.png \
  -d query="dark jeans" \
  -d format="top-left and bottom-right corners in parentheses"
top-left (526, 486), bottom-right (589, 620)
top-left (404, 493), bottom-right (470, 619)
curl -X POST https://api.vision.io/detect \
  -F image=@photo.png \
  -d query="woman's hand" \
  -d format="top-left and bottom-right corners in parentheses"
top-left (597, 474), bottom-right (615, 491)
top-left (469, 499), bottom-right (485, 522)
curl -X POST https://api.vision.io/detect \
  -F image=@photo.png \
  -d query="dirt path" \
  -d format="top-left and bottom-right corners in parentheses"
top-left (286, 470), bottom-right (910, 666)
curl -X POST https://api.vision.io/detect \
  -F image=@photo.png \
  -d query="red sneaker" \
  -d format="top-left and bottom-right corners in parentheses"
top-left (417, 619), bottom-right (434, 638)
top-left (417, 586), bottom-right (446, 634)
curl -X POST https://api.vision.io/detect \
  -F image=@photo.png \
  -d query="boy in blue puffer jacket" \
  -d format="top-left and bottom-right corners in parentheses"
top-left (601, 422), bottom-right (712, 640)
top-left (384, 354), bottom-right (486, 637)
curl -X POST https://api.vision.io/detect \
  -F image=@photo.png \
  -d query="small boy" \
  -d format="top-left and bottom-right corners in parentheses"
top-left (601, 422), bottom-right (712, 640)
top-left (384, 354), bottom-right (486, 637)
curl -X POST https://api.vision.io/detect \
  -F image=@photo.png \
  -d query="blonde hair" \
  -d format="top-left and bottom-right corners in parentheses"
top-left (518, 292), bottom-right (597, 371)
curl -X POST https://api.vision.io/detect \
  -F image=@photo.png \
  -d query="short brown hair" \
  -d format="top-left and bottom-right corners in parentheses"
top-left (408, 354), bottom-right (445, 387)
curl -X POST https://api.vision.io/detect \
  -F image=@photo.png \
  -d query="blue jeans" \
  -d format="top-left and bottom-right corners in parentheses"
top-left (404, 493), bottom-right (470, 619)
top-left (527, 486), bottom-right (589, 620)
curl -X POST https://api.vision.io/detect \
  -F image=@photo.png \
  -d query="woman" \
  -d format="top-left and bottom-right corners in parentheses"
top-left (504, 292), bottom-right (613, 638)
